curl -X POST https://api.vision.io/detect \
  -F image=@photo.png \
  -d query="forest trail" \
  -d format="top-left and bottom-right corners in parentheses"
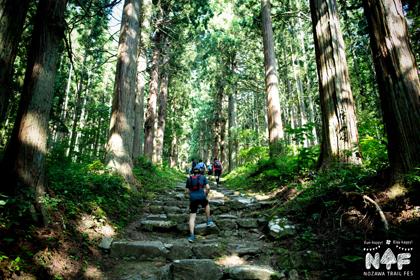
top-left (101, 179), bottom-right (295, 280)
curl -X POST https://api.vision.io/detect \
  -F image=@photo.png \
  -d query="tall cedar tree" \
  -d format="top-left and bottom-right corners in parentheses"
top-left (155, 71), bottom-right (169, 164)
top-left (144, 31), bottom-right (162, 161)
top-left (363, 0), bottom-right (420, 177)
top-left (261, 0), bottom-right (284, 157)
top-left (1, 0), bottom-right (67, 224)
top-left (212, 81), bottom-right (224, 160)
top-left (310, 0), bottom-right (361, 167)
top-left (133, 0), bottom-right (152, 160)
top-left (106, 0), bottom-right (140, 188)
top-left (0, 0), bottom-right (30, 127)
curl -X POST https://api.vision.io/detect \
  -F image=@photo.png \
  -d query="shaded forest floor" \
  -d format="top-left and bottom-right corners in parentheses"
top-left (1, 156), bottom-right (420, 279)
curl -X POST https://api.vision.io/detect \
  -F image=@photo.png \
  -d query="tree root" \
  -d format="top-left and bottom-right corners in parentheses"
top-left (362, 195), bottom-right (389, 231)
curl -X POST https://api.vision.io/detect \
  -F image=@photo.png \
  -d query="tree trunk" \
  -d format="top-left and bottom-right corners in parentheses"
top-left (133, 0), bottom-right (152, 161)
top-left (155, 72), bottom-right (168, 164)
top-left (54, 62), bottom-right (72, 142)
top-left (169, 134), bottom-right (177, 168)
top-left (105, 0), bottom-right (140, 189)
top-left (1, 0), bottom-right (67, 224)
top-left (261, 0), bottom-right (284, 157)
top-left (212, 82), bottom-right (224, 160)
top-left (310, 0), bottom-right (361, 167)
top-left (228, 91), bottom-right (236, 172)
top-left (363, 0), bottom-right (420, 176)
top-left (220, 115), bottom-right (227, 165)
top-left (0, 0), bottom-right (30, 127)
top-left (67, 55), bottom-right (87, 158)
top-left (144, 32), bottom-right (161, 161)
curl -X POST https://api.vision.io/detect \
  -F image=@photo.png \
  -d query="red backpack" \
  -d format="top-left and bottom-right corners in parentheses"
top-left (189, 175), bottom-right (204, 191)
top-left (214, 160), bottom-right (222, 170)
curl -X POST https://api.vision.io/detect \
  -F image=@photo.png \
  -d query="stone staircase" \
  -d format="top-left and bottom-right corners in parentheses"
top-left (102, 181), bottom-right (290, 280)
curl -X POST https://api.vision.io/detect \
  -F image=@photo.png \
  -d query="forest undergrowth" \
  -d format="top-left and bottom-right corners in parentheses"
top-left (225, 144), bottom-right (420, 279)
top-left (0, 151), bottom-right (184, 279)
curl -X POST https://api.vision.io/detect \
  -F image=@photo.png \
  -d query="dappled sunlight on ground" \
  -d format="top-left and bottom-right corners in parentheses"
top-left (396, 207), bottom-right (420, 223)
top-left (77, 213), bottom-right (116, 240)
top-left (383, 183), bottom-right (408, 200)
top-left (243, 185), bottom-right (300, 202)
top-left (215, 254), bottom-right (247, 267)
top-left (33, 247), bottom-right (81, 279)
top-left (83, 265), bottom-right (105, 280)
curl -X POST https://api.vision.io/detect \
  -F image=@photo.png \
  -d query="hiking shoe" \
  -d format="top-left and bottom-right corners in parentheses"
top-left (188, 234), bottom-right (195, 243)
top-left (207, 220), bottom-right (216, 227)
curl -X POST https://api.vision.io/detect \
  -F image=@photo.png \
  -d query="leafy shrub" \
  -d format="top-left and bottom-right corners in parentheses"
top-left (238, 146), bottom-right (269, 164)
top-left (296, 145), bottom-right (319, 172)
top-left (359, 135), bottom-right (388, 170)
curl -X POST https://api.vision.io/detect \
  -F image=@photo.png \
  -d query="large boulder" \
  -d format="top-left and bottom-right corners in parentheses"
top-left (228, 265), bottom-right (277, 280)
top-left (171, 259), bottom-right (223, 280)
top-left (111, 241), bottom-right (169, 260)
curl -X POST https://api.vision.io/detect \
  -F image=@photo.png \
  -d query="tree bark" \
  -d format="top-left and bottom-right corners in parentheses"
top-left (212, 82), bottom-right (224, 160)
top-left (144, 31), bottom-right (161, 161)
top-left (105, 0), bottom-right (140, 189)
top-left (0, 0), bottom-right (30, 127)
top-left (67, 55), bottom-right (87, 158)
top-left (1, 0), bottom-right (67, 224)
top-left (133, 0), bottom-right (152, 161)
top-left (363, 0), bottom-right (420, 176)
top-left (155, 72), bottom-right (168, 164)
top-left (169, 133), bottom-right (177, 168)
top-left (310, 0), bottom-right (361, 167)
top-left (228, 90), bottom-right (237, 172)
top-left (261, 0), bottom-right (284, 157)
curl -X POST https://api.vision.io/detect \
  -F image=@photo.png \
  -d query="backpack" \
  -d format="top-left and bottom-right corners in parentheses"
top-left (188, 175), bottom-right (204, 191)
top-left (188, 175), bottom-right (206, 201)
top-left (214, 160), bottom-right (222, 170)
top-left (196, 162), bottom-right (205, 172)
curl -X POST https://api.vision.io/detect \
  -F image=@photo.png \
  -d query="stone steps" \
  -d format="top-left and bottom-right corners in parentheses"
top-left (106, 259), bottom-right (279, 280)
top-left (109, 238), bottom-right (268, 261)
top-left (105, 182), bottom-right (287, 280)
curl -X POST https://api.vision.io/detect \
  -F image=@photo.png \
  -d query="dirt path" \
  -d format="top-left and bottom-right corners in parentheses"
top-left (100, 180), bottom-right (296, 280)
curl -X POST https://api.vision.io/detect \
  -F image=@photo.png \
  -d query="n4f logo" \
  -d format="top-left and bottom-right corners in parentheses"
top-left (365, 248), bottom-right (411, 270)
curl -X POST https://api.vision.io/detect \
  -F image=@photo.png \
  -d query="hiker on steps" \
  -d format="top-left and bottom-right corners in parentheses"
top-left (185, 166), bottom-right (215, 242)
top-left (195, 159), bottom-right (206, 175)
top-left (212, 158), bottom-right (223, 186)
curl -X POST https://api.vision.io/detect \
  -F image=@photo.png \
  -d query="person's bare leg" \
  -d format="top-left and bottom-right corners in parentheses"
top-left (189, 213), bottom-right (196, 235)
top-left (205, 204), bottom-right (211, 219)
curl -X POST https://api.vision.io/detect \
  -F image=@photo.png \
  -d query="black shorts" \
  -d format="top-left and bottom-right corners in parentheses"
top-left (214, 169), bottom-right (222, 177)
top-left (190, 198), bottom-right (208, 213)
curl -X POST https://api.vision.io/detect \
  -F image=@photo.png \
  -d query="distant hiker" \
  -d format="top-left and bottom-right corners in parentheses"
top-left (207, 163), bottom-right (213, 176)
top-left (195, 159), bottom-right (206, 175)
top-left (212, 158), bottom-right (223, 186)
top-left (190, 159), bottom-right (197, 174)
top-left (185, 167), bottom-right (215, 242)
